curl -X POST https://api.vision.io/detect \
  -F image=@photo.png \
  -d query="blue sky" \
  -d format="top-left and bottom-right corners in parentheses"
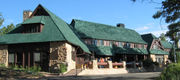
top-left (0, 0), bottom-right (168, 37)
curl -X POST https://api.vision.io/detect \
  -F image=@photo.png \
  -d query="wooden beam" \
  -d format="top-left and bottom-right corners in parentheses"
top-left (22, 52), bottom-right (25, 67)
top-left (15, 53), bottom-right (17, 66)
top-left (28, 52), bottom-right (30, 67)
top-left (136, 55), bottom-right (138, 61)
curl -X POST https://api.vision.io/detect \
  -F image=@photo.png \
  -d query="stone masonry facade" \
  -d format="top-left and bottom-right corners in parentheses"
top-left (0, 45), bottom-right (8, 67)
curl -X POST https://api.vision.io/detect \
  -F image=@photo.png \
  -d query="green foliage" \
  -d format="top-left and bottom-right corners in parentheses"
top-left (176, 52), bottom-right (180, 63)
top-left (0, 64), bottom-right (6, 68)
top-left (0, 23), bottom-right (15, 36)
top-left (143, 58), bottom-right (159, 69)
top-left (153, 0), bottom-right (180, 23)
top-left (9, 65), bottom-right (41, 74)
top-left (59, 63), bottom-right (67, 73)
top-left (159, 33), bottom-right (166, 41)
top-left (0, 14), bottom-right (4, 27)
top-left (158, 63), bottom-right (180, 80)
top-left (153, 0), bottom-right (180, 50)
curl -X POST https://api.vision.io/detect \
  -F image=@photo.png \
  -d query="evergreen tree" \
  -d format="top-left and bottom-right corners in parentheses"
top-left (159, 33), bottom-right (166, 41)
top-left (0, 24), bottom-right (15, 35)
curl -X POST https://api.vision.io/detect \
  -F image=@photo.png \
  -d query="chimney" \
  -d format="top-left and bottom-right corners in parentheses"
top-left (23, 10), bottom-right (32, 21)
top-left (117, 23), bottom-right (125, 28)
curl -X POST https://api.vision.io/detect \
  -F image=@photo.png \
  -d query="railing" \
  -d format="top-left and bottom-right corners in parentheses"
top-left (97, 62), bottom-right (109, 68)
top-left (112, 62), bottom-right (123, 68)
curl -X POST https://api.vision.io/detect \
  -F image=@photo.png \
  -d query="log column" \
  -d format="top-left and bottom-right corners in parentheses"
top-left (28, 52), bottom-right (30, 67)
top-left (15, 53), bottom-right (17, 66)
top-left (22, 52), bottom-right (25, 67)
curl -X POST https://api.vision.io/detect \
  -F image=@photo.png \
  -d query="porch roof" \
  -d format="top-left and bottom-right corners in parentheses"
top-left (88, 45), bottom-right (148, 56)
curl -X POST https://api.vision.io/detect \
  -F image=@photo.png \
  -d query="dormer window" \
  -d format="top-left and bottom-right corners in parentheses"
top-left (22, 23), bottom-right (43, 33)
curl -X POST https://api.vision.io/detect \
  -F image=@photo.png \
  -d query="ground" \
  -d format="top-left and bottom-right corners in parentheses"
top-left (43, 72), bottom-right (160, 80)
top-left (0, 66), bottom-right (160, 80)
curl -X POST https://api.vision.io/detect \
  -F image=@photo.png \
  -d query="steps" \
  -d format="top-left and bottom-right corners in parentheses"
top-left (78, 68), bottom-right (128, 75)
top-left (64, 69), bottom-right (82, 76)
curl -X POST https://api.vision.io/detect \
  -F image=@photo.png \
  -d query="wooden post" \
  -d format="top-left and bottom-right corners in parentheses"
top-left (28, 52), bottom-right (30, 67)
top-left (125, 54), bottom-right (127, 61)
top-left (22, 52), bottom-right (25, 67)
top-left (15, 53), bottom-right (17, 66)
top-left (136, 55), bottom-right (138, 62)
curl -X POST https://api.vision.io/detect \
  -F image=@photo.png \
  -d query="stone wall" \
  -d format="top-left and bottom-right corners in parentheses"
top-left (49, 42), bottom-right (67, 72)
top-left (65, 43), bottom-right (76, 72)
top-left (49, 42), bottom-right (76, 73)
top-left (164, 55), bottom-right (168, 63)
top-left (150, 54), bottom-right (156, 62)
top-left (0, 45), bottom-right (8, 67)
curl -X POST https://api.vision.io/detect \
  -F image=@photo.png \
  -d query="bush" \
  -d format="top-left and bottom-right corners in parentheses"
top-left (143, 58), bottom-right (153, 67)
top-left (142, 58), bottom-right (159, 71)
top-left (158, 63), bottom-right (180, 80)
top-left (0, 64), bottom-right (6, 68)
top-left (59, 63), bottom-right (67, 73)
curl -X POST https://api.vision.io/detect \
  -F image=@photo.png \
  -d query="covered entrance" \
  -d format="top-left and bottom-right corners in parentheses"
top-left (8, 42), bottom-right (50, 71)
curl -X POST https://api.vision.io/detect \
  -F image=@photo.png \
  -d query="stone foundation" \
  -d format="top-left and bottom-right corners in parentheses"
top-left (65, 43), bottom-right (75, 72)
top-left (49, 42), bottom-right (67, 72)
top-left (49, 42), bottom-right (76, 73)
top-left (0, 45), bottom-right (8, 67)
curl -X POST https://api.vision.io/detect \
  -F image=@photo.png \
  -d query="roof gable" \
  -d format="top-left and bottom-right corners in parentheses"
top-left (0, 4), bottom-right (90, 53)
top-left (30, 4), bottom-right (49, 17)
top-left (71, 19), bottom-right (147, 44)
top-left (141, 33), bottom-right (158, 49)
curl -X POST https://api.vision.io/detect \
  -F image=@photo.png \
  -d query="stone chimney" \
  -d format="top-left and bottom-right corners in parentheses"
top-left (23, 10), bottom-right (32, 21)
top-left (117, 23), bottom-right (125, 28)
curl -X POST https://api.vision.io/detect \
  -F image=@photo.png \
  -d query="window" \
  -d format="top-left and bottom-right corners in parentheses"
top-left (104, 40), bottom-right (110, 46)
top-left (22, 23), bottom-right (43, 33)
top-left (134, 44), bottom-right (138, 48)
top-left (141, 44), bottom-right (144, 49)
top-left (153, 45), bottom-right (158, 49)
top-left (34, 53), bottom-right (40, 62)
top-left (118, 42), bottom-right (122, 47)
top-left (110, 41), bottom-right (112, 47)
top-left (8, 53), bottom-right (14, 63)
top-left (123, 42), bottom-right (131, 48)
top-left (126, 43), bottom-right (130, 48)
top-left (97, 40), bottom-right (102, 46)
top-left (100, 40), bottom-right (104, 46)
top-left (94, 40), bottom-right (98, 45)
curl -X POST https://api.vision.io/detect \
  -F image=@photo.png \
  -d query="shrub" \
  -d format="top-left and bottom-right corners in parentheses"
top-left (0, 64), bottom-right (6, 68)
top-left (59, 63), bottom-right (67, 73)
top-left (143, 58), bottom-right (154, 68)
top-left (158, 63), bottom-right (180, 80)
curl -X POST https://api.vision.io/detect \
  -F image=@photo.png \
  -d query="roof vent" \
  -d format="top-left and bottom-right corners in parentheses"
top-left (117, 23), bottom-right (125, 28)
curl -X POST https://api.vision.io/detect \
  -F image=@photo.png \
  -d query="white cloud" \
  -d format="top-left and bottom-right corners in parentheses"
top-left (135, 26), bottom-right (149, 31)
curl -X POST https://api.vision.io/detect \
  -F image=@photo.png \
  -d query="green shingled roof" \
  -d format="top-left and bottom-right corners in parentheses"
top-left (160, 40), bottom-right (173, 49)
top-left (71, 19), bottom-right (147, 44)
top-left (22, 16), bottom-right (45, 24)
top-left (88, 45), bottom-right (148, 56)
top-left (141, 34), bottom-right (170, 55)
top-left (141, 33), bottom-right (158, 49)
top-left (0, 4), bottom-right (90, 53)
top-left (150, 49), bottom-right (169, 55)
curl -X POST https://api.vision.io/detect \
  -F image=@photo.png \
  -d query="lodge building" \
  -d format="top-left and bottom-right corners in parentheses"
top-left (0, 5), bottom-right (172, 74)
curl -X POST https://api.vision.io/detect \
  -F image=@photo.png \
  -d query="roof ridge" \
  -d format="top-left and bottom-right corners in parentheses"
top-left (40, 5), bottom-right (90, 53)
top-left (73, 19), bottom-right (138, 32)
top-left (73, 19), bottom-right (115, 27)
